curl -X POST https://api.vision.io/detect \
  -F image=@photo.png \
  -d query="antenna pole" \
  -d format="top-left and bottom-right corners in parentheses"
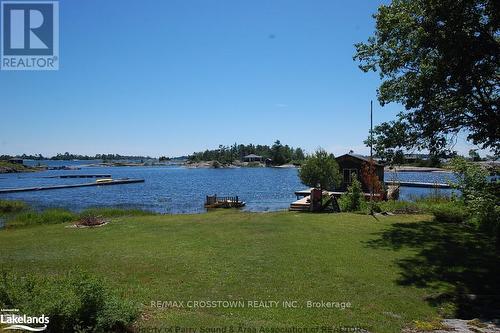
top-left (370, 100), bottom-right (373, 159)
top-left (370, 100), bottom-right (374, 215)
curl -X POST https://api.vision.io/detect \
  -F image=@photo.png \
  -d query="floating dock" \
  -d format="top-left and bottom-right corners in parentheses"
top-left (43, 174), bottom-right (112, 179)
top-left (204, 195), bottom-right (245, 209)
top-left (0, 178), bottom-right (145, 194)
top-left (384, 181), bottom-right (450, 189)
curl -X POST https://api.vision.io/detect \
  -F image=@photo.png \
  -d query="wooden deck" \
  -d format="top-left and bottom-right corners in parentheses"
top-left (291, 181), bottom-right (451, 212)
top-left (289, 196), bottom-right (311, 212)
top-left (291, 189), bottom-right (381, 212)
top-left (204, 195), bottom-right (245, 209)
top-left (0, 178), bottom-right (145, 194)
top-left (295, 188), bottom-right (381, 199)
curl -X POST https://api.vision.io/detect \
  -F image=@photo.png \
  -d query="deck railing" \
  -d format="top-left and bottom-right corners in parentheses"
top-left (206, 195), bottom-right (239, 205)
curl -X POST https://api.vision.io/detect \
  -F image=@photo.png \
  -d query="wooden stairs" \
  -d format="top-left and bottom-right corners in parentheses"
top-left (289, 196), bottom-right (311, 212)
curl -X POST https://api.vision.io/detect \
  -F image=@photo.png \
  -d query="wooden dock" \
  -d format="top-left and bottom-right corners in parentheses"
top-left (0, 178), bottom-right (145, 194)
top-left (291, 181), bottom-right (451, 212)
top-left (205, 195), bottom-right (245, 209)
top-left (43, 174), bottom-right (111, 179)
top-left (290, 196), bottom-right (312, 212)
top-left (291, 189), bottom-right (381, 212)
top-left (294, 189), bottom-right (381, 199)
top-left (384, 181), bottom-right (450, 189)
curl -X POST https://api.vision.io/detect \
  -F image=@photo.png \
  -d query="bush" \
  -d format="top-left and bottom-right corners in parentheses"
top-left (450, 157), bottom-right (500, 245)
top-left (468, 190), bottom-right (500, 233)
top-left (431, 203), bottom-right (469, 223)
top-left (0, 270), bottom-right (138, 332)
top-left (338, 176), bottom-right (363, 212)
top-left (368, 201), bottom-right (382, 214)
top-left (77, 214), bottom-right (106, 227)
top-left (0, 200), bottom-right (26, 214)
top-left (378, 200), bottom-right (422, 214)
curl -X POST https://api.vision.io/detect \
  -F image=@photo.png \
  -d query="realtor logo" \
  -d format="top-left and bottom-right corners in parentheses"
top-left (1, 1), bottom-right (59, 70)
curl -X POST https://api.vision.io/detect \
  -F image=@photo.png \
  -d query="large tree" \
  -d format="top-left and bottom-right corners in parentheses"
top-left (299, 149), bottom-right (341, 190)
top-left (354, 0), bottom-right (500, 154)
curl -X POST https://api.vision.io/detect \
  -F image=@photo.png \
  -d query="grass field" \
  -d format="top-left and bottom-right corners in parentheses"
top-left (0, 210), bottom-right (498, 332)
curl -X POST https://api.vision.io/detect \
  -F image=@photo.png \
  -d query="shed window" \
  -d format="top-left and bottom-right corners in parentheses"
top-left (343, 169), bottom-right (358, 184)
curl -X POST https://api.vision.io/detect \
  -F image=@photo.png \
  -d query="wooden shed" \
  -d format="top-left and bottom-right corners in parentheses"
top-left (335, 154), bottom-right (384, 192)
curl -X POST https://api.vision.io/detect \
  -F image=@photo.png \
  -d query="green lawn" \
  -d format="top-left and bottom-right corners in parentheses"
top-left (0, 211), bottom-right (497, 332)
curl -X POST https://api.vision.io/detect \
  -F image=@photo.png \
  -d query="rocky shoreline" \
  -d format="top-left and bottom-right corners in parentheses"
top-left (0, 162), bottom-right (39, 174)
top-left (184, 161), bottom-right (299, 169)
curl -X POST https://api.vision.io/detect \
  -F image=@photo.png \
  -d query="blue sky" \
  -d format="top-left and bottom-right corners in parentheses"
top-left (0, 0), bottom-right (486, 157)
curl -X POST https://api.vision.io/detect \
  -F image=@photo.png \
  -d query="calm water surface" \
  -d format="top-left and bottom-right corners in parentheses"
top-left (0, 161), bottom-right (457, 213)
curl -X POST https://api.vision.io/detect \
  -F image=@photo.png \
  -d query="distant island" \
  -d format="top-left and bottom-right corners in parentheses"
top-left (0, 140), bottom-right (307, 171)
top-left (185, 140), bottom-right (306, 168)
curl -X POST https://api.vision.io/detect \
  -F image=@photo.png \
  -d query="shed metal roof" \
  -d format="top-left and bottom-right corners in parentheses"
top-left (336, 153), bottom-right (383, 166)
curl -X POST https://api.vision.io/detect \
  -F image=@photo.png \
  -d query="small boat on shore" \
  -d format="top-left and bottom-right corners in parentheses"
top-left (96, 178), bottom-right (114, 183)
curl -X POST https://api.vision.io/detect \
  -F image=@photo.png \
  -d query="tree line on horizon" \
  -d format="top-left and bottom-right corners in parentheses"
top-left (0, 153), bottom-right (152, 161)
top-left (187, 140), bottom-right (306, 165)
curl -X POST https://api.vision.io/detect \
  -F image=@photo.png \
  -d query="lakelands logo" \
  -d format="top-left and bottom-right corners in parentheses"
top-left (1, 309), bottom-right (49, 331)
top-left (1, 0), bottom-right (59, 70)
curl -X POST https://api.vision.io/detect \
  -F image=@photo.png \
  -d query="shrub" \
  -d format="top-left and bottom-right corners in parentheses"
top-left (77, 214), bottom-right (106, 227)
top-left (450, 157), bottom-right (489, 203)
top-left (338, 176), bottom-right (363, 212)
top-left (450, 157), bottom-right (500, 246)
top-left (0, 270), bottom-right (138, 332)
top-left (378, 200), bottom-right (422, 214)
top-left (468, 190), bottom-right (500, 233)
top-left (368, 201), bottom-right (382, 214)
top-left (361, 160), bottom-right (383, 196)
top-left (431, 203), bottom-right (469, 223)
top-left (0, 200), bottom-right (26, 214)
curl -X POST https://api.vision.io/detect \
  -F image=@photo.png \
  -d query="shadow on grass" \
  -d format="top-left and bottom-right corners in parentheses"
top-left (367, 219), bottom-right (500, 319)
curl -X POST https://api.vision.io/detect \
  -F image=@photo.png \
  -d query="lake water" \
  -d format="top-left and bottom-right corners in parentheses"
top-left (0, 161), bottom-right (457, 214)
